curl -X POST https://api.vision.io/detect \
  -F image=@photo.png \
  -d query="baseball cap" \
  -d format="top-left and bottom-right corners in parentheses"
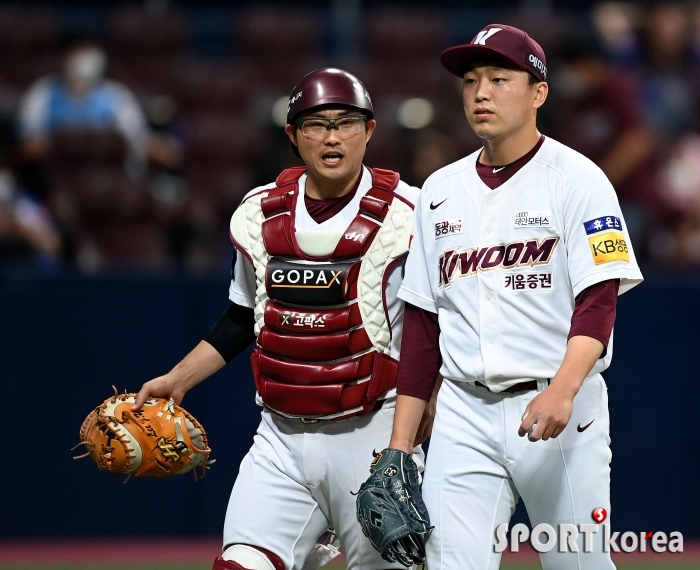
top-left (440, 24), bottom-right (547, 83)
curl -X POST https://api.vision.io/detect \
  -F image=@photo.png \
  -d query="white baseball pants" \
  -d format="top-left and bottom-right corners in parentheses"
top-left (223, 404), bottom-right (424, 570)
top-left (423, 375), bottom-right (616, 570)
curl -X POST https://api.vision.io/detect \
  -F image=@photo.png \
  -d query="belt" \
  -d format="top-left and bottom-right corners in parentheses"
top-left (474, 380), bottom-right (548, 394)
top-left (299, 399), bottom-right (386, 424)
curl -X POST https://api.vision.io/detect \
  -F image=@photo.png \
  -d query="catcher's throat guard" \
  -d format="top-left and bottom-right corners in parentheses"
top-left (356, 448), bottom-right (433, 567)
top-left (73, 388), bottom-right (213, 482)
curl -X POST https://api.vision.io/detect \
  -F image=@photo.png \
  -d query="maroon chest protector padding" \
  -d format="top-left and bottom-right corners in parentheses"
top-left (248, 167), bottom-right (406, 419)
top-left (260, 169), bottom-right (398, 261)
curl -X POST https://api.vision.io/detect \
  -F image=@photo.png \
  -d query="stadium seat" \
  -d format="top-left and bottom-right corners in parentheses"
top-left (108, 6), bottom-right (188, 61)
top-left (46, 129), bottom-right (157, 267)
top-left (362, 59), bottom-right (447, 100)
top-left (107, 6), bottom-right (188, 95)
top-left (0, 7), bottom-right (57, 56)
top-left (188, 163), bottom-right (254, 217)
top-left (79, 220), bottom-right (167, 269)
top-left (175, 60), bottom-right (257, 116)
top-left (0, 7), bottom-right (57, 88)
top-left (109, 56), bottom-right (181, 97)
top-left (366, 8), bottom-right (448, 61)
top-left (50, 129), bottom-right (127, 166)
top-left (188, 112), bottom-right (263, 168)
top-left (238, 7), bottom-right (321, 64)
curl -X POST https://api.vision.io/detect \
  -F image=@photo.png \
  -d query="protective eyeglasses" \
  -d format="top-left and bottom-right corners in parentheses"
top-left (296, 115), bottom-right (367, 141)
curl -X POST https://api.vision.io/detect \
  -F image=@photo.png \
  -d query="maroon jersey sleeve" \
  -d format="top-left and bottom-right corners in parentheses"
top-left (568, 279), bottom-right (620, 357)
top-left (396, 303), bottom-right (442, 401)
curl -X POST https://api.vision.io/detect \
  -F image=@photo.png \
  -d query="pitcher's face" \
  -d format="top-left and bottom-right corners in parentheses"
top-left (462, 64), bottom-right (547, 142)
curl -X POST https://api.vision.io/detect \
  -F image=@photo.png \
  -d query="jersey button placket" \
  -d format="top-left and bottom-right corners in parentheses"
top-left (479, 196), bottom-right (503, 383)
top-left (480, 278), bottom-right (501, 381)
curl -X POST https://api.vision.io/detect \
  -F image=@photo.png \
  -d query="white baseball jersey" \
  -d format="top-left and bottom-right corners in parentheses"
top-left (398, 137), bottom-right (644, 391)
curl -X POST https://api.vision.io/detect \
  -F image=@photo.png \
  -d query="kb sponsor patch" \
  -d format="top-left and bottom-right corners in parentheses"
top-left (584, 216), bottom-right (628, 264)
top-left (588, 231), bottom-right (629, 265)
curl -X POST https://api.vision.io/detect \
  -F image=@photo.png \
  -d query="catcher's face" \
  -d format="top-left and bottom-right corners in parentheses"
top-left (286, 108), bottom-right (376, 185)
top-left (462, 63), bottom-right (547, 143)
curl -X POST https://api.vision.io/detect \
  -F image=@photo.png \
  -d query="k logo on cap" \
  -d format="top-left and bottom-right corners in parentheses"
top-left (473, 28), bottom-right (502, 45)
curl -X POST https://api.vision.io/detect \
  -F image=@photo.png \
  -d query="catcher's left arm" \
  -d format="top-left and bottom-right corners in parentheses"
top-left (73, 388), bottom-right (213, 482)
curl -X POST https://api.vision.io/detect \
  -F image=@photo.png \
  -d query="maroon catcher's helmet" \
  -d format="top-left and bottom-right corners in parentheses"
top-left (286, 68), bottom-right (374, 125)
top-left (286, 68), bottom-right (374, 158)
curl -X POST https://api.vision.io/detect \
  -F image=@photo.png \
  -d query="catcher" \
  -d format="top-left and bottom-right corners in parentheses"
top-left (130, 68), bottom-right (437, 570)
top-left (74, 388), bottom-right (212, 482)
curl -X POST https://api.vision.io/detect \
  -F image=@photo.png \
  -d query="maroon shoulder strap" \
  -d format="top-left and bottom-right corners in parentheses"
top-left (275, 166), bottom-right (307, 186)
top-left (331, 168), bottom-right (401, 259)
top-left (260, 168), bottom-right (307, 257)
top-left (231, 171), bottom-right (303, 260)
top-left (359, 167), bottom-right (400, 221)
top-left (260, 166), bottom-right (403, 260)
top-left (368, 167), bottom-right (400, 192)
top-left (261, 168), bottom-right (306, 218)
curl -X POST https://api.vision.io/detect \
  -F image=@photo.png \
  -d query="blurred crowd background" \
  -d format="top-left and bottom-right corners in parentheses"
top-left (2, 0), bottom-right (700, 274)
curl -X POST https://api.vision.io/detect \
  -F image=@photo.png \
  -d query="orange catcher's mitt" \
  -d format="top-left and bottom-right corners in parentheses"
top-left (74, 388), bottom-right (213, 482)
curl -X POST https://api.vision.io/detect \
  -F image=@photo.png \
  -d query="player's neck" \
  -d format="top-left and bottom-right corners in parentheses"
top-left (304, 166), bottom-right (362, 200)
top-left (479, 127), bottom-right (542, 167)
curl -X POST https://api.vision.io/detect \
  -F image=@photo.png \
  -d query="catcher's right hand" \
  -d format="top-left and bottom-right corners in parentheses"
top-left (73, 388), bottom-right (212, 482)
top-left (355, 448), bottom-right (433, 567)
top-left (132, 374), bottom-right (186, 411)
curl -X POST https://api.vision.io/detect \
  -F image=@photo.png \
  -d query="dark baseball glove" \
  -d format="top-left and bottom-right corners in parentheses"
top-left (355, 448), bottom-right (433, 567)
